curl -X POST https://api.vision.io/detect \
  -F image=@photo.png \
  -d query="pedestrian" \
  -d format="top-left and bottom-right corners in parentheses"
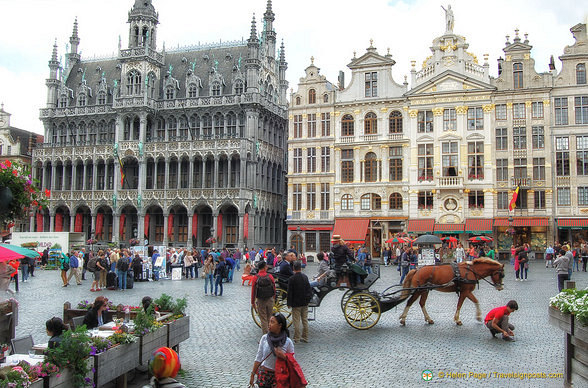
top-left (399, 247), bottom-right (411, 284)
top-left (582, 242), bottom-right (588, 272)
top-left (184, 251), bottom-right (194, 279)
top-left (287, 261), bottom-right (312, 344)
top-left (41, 248), bottom-right (49, 267)
top-left (226, 255), bottom-right (235, 283)
top-left (87, 251), bottom-right (101, 292)
top-left (20, 256), bottom-right (29, 283)
top-left (309, 252), bottom-right (330, 289)
top-left (234, 248), bottom-right (242, 271)
top-left (510, 244), bottom-right (516, 265)
top-left (132, 253), bottom-right (143, 281)
top-left (565, 246), bottom-right (574, 279)
top-left (116, 250), bottom-right (130, 291)
top-left (486, 246), bottom-right (496, 261)
top-left (468, 245), bottom-right (477, 261)
top-left (554, 248), bottom-right (571, 292)
top-left (514, 247), bottom-right (521, 281)
top-left (202, 255), bottom-right (214, 295)
top-left (98, 252), bottom-right (109, 289)
top-left (484, 300), bottom-right (518, 342)
top-left (251, 261), bottom-right (276, 335)
top-left (151, 250), bottom-right (161, 281)
top-left (213, 256), bottom-right (226, 296)
top-left (28, 253), bottom-right (35, 277)
top-left (67, 251), bottom-right (82, 286)
top-left (545, 245), bottom-right (555, 268)
top-left (573, 243), bottom-right (581, 272)
top-left (59, 252), bottom-right (69, 287)
top-left (249, 313), bottom-right (294, 388)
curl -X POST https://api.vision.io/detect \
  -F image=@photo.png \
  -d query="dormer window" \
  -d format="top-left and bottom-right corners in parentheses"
top-left (513, 62), bottom-right (523, 89)
top-left (188, 84), bottom-right (198, 98)
top-left (234, 80), bottom-right (244, 95)
top-left (165, 86), bottom-right (175, 100)
top-left (365, 72), bottom-right (377, 97)
top-left (58, 94), bottom-right (68, 108)
top-left (127, 70), bottom-right (142, 95)
top-left (77, 93), bottom-right (86, 107)
top-left (295, 96), bottom-right (301, 105)
top-left (98, 91), bottom-right (106, 105)
top-left (308, 89), bottom-right (316, 104)
top-left (211, 82), bottom-right (221, 96)
top-left (577, 63), bottom-right (586, 85)
top-left (323, 94), bottom-right (328, 103)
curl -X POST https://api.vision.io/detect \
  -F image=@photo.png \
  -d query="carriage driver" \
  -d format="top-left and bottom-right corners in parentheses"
top-left (484, 300), bottom-right (518, 342)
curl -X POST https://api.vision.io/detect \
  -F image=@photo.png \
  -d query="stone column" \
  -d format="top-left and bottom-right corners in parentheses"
top-left (213, 158), bottom-right (219, 188)
top-left (51, 164), bottom-right (57, 191)
top-left (29, 214), bottom-right (35, 232)
top-left (71, 163), bottom-right (77, 192)
top-left (49, 213), bottom-right (55, 232)
top-left (139, 115), bottom-right (146, 142)
top-left (137, 213), bottom-right (144, 243)
top-left (238, 213), bottom-right (244, 247)
top-left (154, 159), bottom-right (159, 189)
top-left (113, 214), bottom-right (120, 244)
top-left (115, 116), bottom-right (123, 143)
top-left (188, 157), bottom-right (194, 188)
top-left (227, 157), bottom-right (232, 187)
top-left (92, 161), bottom-right (97, 191)
top-left (70, 214), bottom-right (76, 233)
top-left (201, 159), bottom-right (206, 188)
top-left (163, 213), bottom-right (169, 246)
top-left (212, 213), bottom-right (218, 249)
top-left (165, 158), bottom-right (170, 190)
top-left (187, 214), bottom-right (193, 249)
top-left (91, 213), bottom-right (97, 237)
top-left (82, 162), bottom-right (88, 191)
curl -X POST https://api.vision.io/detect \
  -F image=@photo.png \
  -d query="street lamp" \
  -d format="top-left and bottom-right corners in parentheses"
top-left (296, 226), bottom-right (303, 255)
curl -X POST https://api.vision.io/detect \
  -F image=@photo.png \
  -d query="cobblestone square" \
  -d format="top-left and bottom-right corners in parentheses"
top-left (9, 260), bottom-right (586, 387)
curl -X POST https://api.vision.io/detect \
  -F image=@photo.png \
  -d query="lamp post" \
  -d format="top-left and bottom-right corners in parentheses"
top-left (296, 226), bottom-right (303, 256)
top-left (90, 230), bottom-right (95, 253)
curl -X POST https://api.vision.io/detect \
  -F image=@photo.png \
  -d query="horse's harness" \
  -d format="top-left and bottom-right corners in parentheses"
top-left (450, 262), bottom-right (478, 293)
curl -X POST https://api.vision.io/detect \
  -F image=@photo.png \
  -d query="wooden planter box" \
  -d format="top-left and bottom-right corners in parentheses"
top-left (167, 315), bottom-right (190, 349)
top-left (29, 379), bottom-right (43, 388)
top-left (63, 302), bottom-right (139, 328)
top-left (44, 367), bottom-right (74, 388)
top-left (92, 341), bottom-right (140, 388)
top-left (0, 300), bottom-right (17, 345)
top-left (548, 306), bottom-right (573, 334)
top-left (139, 326), bottom-right (168, 365)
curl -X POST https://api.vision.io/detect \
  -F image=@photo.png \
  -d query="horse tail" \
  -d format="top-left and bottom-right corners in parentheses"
top-left (399, 269), bottom-right (417, 300)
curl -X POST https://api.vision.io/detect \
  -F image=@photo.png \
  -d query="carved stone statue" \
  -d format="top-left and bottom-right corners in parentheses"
top-left (441, 4), bottom-right (454, 33)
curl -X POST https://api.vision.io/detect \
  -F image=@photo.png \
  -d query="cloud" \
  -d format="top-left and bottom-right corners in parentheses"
top-left (0, 0), bottom-right (582, 135)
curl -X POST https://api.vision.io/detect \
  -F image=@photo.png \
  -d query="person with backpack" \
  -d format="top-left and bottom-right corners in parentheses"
top-left (251, 261), bottom-right (276, 335)
top-left (116, 249), bottom-right (131, 291)
top-left (287, 261), bottom-right (312, 344)
top-left (88, 250), bottom-right (105, 292)
top-left (99, 252), bottom-right (109, 289)
top-left (67, 251), bottom-right (82, 286)
top-left (225, 255), bottom-right (235, 283)
top-left (214, 256), bottom-right (227, 296)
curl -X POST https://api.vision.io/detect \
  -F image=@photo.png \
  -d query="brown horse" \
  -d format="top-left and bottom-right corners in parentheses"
top-left (399, 258), bottom-right (504, 326)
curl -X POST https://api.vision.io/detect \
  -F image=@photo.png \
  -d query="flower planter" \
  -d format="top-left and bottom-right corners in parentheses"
top-left (548, 306), bottom-right (573, 334)
top-left (44, 368), bottom-right (74, 388)
top-left (29, 379), bottom-right (43, 388)
top-left (166, 315), bottom-right (190, 349)
top-left (575, 318), bottom-right (588, 345)
top-left (139, 326), bottom-right (168, 365)
top-left (92, 341), bottom-right (140, 388)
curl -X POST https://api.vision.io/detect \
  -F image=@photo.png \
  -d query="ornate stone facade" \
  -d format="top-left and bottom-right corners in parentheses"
top-left (34, 0), bottom-right (288, 249)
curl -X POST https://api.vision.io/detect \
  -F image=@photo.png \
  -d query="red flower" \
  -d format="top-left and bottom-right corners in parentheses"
top-left (12, 169), bottom-right (18, 176)
top-left (5, 160), bottom-right (11, 168)
top-left (44, 189), bottom-right (51, 198)
top-left (7, 222), bottom-right (15, 229)
top-left (32, 200), bottom-right (38, 207)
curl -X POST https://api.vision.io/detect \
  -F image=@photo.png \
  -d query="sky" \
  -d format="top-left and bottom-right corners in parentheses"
top-left (0, 0), bottom-right (583, 135)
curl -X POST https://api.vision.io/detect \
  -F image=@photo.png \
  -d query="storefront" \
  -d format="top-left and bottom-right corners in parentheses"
top-left (494, 217), bottom-right (548, 259)
top-left (287, 224), bottom-right (333, 259)
top-left (556, 218), bottom-right (588, 246)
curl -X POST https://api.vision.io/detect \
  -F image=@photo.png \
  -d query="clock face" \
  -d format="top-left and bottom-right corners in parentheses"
top-left (444, 198), bottom-right (458, 211)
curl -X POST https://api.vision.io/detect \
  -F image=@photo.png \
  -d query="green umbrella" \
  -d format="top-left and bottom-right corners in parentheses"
top-left (0, 243), bottom-right (40, 259)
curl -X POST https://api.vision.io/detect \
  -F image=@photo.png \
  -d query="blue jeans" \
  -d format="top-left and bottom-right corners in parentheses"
top-left (117, 270), bottom-right (127, 289)
top-left (400, 266), bottom-right (409, 284)
top-left (235, 259), bottom-right (241, 271)
top-left (228, 268), bottom-right (234, 282)
top-left (153, 266), bottom-right (160, 281)
top-left (214, 275), bottom-right (223, 295)
top-left (204, 274), bottom-right (213, 294)
top-left (364, 265), bottom-right (372, 274)
top-left (185, 266), bottom-right (194, 279)
top-left (21, 264), bottom-right (29, 281)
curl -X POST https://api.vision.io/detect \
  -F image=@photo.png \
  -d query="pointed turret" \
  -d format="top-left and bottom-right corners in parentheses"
top-left (48, 40), bottom-right (59, 79)
top-left (46, 40), bottom-right (61, 108)
top-left (279, 40), bottom-right (288, 103)
top-left (128, 0), bottom-right (159, 49)
top-left (246, 14), bottom-right (261, 93)
top-left (68, 18), bottom-right (81, 66)
top-left (263, 0), bottom-right (276, 59)
top-left (249, 14), bottom-right (258, 43)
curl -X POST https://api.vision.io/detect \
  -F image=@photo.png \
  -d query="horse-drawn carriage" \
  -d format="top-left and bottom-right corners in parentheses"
top-left (251, 258), bottom-right (505, 330)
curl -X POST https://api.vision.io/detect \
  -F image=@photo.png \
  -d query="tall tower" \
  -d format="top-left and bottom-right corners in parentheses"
top-left (246, 15), bottom-right (261, 93)
top-left (279, 40), bottom-right (288, 104)
top-left (127, 0), bottom-right (159, 49)
top-left (263, 0), bottom-right (276, 59)
top-left (45, 41), bottom-right (60, 108)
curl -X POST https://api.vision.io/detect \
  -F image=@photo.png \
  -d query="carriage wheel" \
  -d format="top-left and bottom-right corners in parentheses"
top-left (343, 292), bottom-right (381, 330)
top-left (251, 288), bottom-right (292, 328)
top-left (340, 289), bottom-right (359, 313)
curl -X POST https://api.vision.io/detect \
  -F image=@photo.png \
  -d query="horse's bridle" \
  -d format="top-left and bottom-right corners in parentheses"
top-left (464, 265), bottom-right (504, 289)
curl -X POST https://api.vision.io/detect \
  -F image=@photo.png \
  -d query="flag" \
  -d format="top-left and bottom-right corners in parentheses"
top-left (117, 155), bottom-right (125, 188)
top-left (509, 186), bottom-right (520, 211)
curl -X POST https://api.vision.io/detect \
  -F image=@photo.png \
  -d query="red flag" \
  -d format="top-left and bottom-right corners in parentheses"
top-left (191, 214), bottom-right (198, 239)
top-left (74, 212), bottom-right (83, 233)
top-left (167, 213), bottom-right (174, 238)
top-left (119, 214), bottom-right (126, 238)
top-left (55, 213), bottom-right (63, 232)
top-left (243, 213), bottom-right (249, 239)
top-left (36, 212), bottom-right (43, 232)
top-left (217, 214), bottom-right (223, 239)
top-left (95, 213), bottom-right (104, 237)
top-left (508, 186), bottom-right (520, 211)
top-left (144, 214), bottom-right (150, 238)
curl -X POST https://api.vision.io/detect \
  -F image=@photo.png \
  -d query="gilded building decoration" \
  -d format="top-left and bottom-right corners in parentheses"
top-left (432, 107), bottom-right (444, 116)
top-left (455, 106), bottom-right (468, 114)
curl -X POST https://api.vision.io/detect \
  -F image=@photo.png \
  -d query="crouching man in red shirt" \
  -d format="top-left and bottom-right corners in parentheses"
top-left (484, 300), bottom-right (518, 342)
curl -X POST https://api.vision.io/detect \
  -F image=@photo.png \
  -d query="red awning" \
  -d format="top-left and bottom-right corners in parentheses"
top-left (557, 218), bottom-right (588, 229)
top-left (465, 218), bottom-right (494, 234)
top-left (494, 217), bottom-right (548, 227)
top-left (433, 223), bottom-right (464, 234)
top-left (332, 218), bottom-right (369, 244)
top-left (407, 219), bottom-right (435, 233)
top-left (287, 225), bottom-right (333, 231)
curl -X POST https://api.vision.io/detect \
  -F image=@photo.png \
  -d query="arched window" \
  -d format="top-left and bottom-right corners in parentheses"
top-left (389, 111), bottom-right (402, 133)
top-left (364, 152), bottom-right (378, 182)
top-left (323, 94), bottom-right (329, 103)
top-left (308, 89), bottom-right (316, 104)
top-left (167, 116), bottom-right (177, 141)
top-left (214, 113), bottom-right (224, 138)
top-left (77, 93), bottom-right (86, 107)
top-left (342, 114), bottom-right (354, 137)
top-left (211, 82), bottom-right (221, 96)
top-left (513, 62), bottom-right (523, 89)
top-left (77, 123), bottom-right (86, 144)
top-left (147, 72), bottom-right (156, 99)
top-left (58, 94), bottom-right (68, 108)
top-left (97, 91), bottom-right (106, 105)
top-left (165, 86), bottom-right (175, 100)
top-left (234, 80), bottom-right (244, 95)
top-left (364, 112), bottom-right (377, 134)
top-left (360, 193), bottom-right (381, 210)
top-left (202, 115), bottom-right (212, 138)
top-left (127, 70), bottom-right (142, 95)
top-left (577, 63), bottom-right (587, 85)
top-left (226, 113), bottom-right (237, 137)
top-left (341, 194), bottom-right (354, 210)
top-left (295, 96), bottom-right (301, 105)
top-left (188, 84), bottom-right (198, 98)
top-left (389, 193), bottom-right (403, 210)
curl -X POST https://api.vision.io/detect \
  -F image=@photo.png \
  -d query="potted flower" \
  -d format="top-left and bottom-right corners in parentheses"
top-left (86, 239), bottom-right (97, 245)
top-left (45, 325), bottom-right (93, 387)
top-left (129, 238), bottom-right (140, 246)
top-left (0, 365), bottom-right (34, 387)
top-left (0, 160), bottom-right (49, 229)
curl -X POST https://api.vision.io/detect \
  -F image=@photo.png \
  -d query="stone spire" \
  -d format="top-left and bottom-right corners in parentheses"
top-left (264, 0), bottom-right (275, 23)
top-left (48, 40), bottom-right (60, 79)
top-left (69, 18), bottom-right (81, 61)
top-left (249, 14), bottom-right (258, 43)
top-left (279, 39), bottom-right (286, 63)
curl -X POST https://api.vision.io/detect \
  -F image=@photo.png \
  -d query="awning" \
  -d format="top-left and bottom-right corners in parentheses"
top-left (557, 218), bottom-right (588, 229)
top-left (494, 217), bottom-right (549, 227)
top-left (465, 218), bottom-right (494, 234)
top-left (407, 219), bottom-right (435, 234)
top-left (332, 218), bottom-right (369, 244)
top-left (433, 223), bottom-right (465, 234)
top-left (287, 225), bottom-right (333, 231)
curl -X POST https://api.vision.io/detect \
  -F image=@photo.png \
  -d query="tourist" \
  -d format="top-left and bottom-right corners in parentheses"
top-left (87, 251), bottom-right (101, 292)
top-left (141, 296), bottom-right (161, 319)
top-left (518, 249), bottom-right (528, 281)
top-left (233, 248), bottom-right (242, 272)
top-left (287, 261), bottom-right (312, 344)
top-left (132, 254), bottom-right (143, 281)
top-left (399, 247), bottom-right (411, 284)
top-left (249, 313), bottom-right (294, 388)
top-left (83, 296), bottom-right (112, 329)
top-left (20, 256), bottom-right (30, 283)
top-left (484, 300), bottom-right (518, 342)
top-left (202, 255), bottom-right (214, 296)
top-left (554, 248), bottom-right (571, 292)
top-left (251, 261), bottom-right (276, 335)
top-left (572, 243), bottom-right (581, 272)
top-left (59, 252), bottom-right (69, 287)
top-left (46, 317), bottom-right (67, 349)
top-left (183, 251), bottom-right (194, 279)
top-left (151, 250), bottom-right (162, 281)
top-left (225, 254), bottom-right (235, 283)
top-left (67, 250), bottom-right (82, 286)
top-left (545, 245), bottom-right (555, 268)
top-left (116, 250), bottom-right (130, 291)
top-left (582, 242), bottom-right (588, 272)
top-left (309, 252), bottom-right (330, 289)
top-left (213, 256), bottom-right (226, 296)
top-left (98, 251), bottom-right (109, 289)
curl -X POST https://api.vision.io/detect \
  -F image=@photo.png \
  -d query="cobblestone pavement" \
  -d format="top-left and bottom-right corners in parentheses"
top-left (8, 260), bottom-right (587, 387)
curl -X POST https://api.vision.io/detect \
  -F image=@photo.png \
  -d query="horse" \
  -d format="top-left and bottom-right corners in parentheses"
top-left (398, 258), bottom-right (504, 326)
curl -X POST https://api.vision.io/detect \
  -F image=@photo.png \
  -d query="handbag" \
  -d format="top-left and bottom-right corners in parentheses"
top-left (196, 260), bottom-right (203, 269)
top-left (62, 259), bottom-right (70, 271)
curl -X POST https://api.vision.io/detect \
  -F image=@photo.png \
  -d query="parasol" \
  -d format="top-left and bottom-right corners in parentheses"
top-left (0, 245), bottom-right (24, 262)
top-left (468, 236), bottom-right (493, 243)
top-left (441, 236), bottom-right (458, 249)
top-left (385, 237), bottom-right (406, 244)
top-left (0, 243), bottom-right (41, 259)
top-left (414, 234), bottom-right (443, 245)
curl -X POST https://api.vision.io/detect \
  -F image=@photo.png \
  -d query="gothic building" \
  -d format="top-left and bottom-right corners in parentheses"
top-left (34, 0), bottom-right (288, 249)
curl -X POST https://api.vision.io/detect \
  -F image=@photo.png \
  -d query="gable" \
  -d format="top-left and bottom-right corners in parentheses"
top-left (406, 70), bottom-right (495, 96)
top-left (348, 52), bottom-right (395, 70)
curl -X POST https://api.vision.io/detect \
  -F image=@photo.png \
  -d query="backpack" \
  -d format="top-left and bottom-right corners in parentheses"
top-left (87, 257), bottom-right (98, 272)
top-left (255, 273), bottom-right (275, 300)
top-left (117, 258), bottom-right (129, 272)
top-left (221, 262), bottom-right (231, 279)
top-left (99, 257), bottom-right (109, 270)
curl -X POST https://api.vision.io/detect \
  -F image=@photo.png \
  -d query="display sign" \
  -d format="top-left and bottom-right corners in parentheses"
top-left (419, 248), bottom-right (436, 267)
top-left (171, 267), bottom-right (183, 281)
